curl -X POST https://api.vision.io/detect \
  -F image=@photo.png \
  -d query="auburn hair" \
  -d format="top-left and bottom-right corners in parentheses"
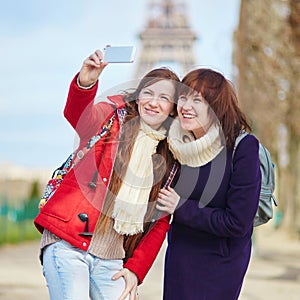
top-left (180, 68), bottom-right (251, 149)
top-left (97, 68), bottom-right (180, 258)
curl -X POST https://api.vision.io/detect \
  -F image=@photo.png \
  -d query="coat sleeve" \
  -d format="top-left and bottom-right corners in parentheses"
top-left (174, 135), bottom-right (261, 238)
top-left (124, 215), bottom-right (171, 284)
top-left (63, 73), bottom-right (114, 140)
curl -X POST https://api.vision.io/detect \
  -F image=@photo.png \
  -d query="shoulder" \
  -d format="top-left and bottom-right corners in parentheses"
top-left (235, 133), bottom-right (259, 152)
top-left (93, 94), bottom-right (126, 118)
top-left (233, 133), bottom-right (260, 165)
top-left (231, 133), bottom-right (261, 189)
top-left (107, 94), bottom-right (126, 109)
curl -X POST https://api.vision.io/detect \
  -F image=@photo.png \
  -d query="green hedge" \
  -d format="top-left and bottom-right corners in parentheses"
top-left (0, 198), bottom-right (41, 246)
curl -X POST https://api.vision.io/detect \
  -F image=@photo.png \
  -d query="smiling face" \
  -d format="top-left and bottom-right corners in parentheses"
top-left (177, 92), bottom-right (212, 139)
top-left (137, 79), bottom-right (175, 130)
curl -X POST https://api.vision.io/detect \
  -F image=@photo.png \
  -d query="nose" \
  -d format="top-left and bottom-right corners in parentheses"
top-left (181, 100), bottom-right (193, 110)
top-left (148, 96), bottom-right (158, 106)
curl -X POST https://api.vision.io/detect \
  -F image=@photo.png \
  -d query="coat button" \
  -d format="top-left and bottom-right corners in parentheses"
top-left (103, 177), bottom-right (107, 182)
top-left (83, 242), bottom-right (87, 247)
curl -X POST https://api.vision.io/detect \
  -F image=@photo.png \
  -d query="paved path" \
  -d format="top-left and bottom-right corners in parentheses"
top-left (1, 223), bottom-right (300, 299)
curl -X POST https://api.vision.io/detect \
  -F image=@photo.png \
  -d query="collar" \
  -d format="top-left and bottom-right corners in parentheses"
top-left (167, 118), bottom-right (224, 167)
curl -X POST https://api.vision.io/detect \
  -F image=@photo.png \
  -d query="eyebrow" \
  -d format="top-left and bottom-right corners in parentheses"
top-left (144, 88), bottom-right (172, 97)
top-left (179, 92), bottom-right (200, 97)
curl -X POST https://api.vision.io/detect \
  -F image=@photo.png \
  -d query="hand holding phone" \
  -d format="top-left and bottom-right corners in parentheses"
top-left (103, 46), bottom-right (136, 63)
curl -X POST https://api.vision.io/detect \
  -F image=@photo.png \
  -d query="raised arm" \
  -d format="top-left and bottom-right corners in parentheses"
top-left (63, 50), bottom-right (112, 139)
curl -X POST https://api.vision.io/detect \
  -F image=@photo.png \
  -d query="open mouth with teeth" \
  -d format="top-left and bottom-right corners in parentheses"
top-left (182, 113), bottom-right (197, 119)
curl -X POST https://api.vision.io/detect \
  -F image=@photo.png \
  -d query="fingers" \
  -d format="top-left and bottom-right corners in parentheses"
top-left (118, 288), bottom-right (137, 300)
top-left (156, 195), bottom-right (169, 207)
top-left (158, 186), bottom-right (173, 199)
top-left (130, 290), bottom-right (138, 300)
top-left (157, 187), bottom-right (176, 202)
top-left (156, 187), bottom-right (180, 214)
top-left (114, 268), bottom-right (138, 300)
top-left (157, 193), bottom-right (170, 207)
top-left (112, 270), bottom-right (122, 281)
top-left (85, 50), bottom-right (107, 68)
top-left (119, 285), bottom-right (137, 300)
top-left (155, 204), bottom-right (169, 213)
top-left (78, 49), bottom-right (109, 87)
top-left (118, 288), bottom-right (130, 300)
top-left (117, 284), bottom-right (137, 300)
top-left (115, 270), bottom-right (130, 300)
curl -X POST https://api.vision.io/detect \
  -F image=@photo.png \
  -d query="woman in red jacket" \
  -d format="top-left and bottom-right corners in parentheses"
top-left (34, 49), bottom-right (180, 300)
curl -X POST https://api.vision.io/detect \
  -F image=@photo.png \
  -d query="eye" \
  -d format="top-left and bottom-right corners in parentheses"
top-left (140, 90), bottom-right (153, 100)
top-left (161, 95), bottom-right (171, 102)
top-left (194, 97), bottom-right (202, 103)
top-left (178, 95), bottom-right (187, 102)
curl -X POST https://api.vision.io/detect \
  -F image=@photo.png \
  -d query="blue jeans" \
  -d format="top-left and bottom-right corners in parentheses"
top-left (42, 240), bottom-right (128, 300)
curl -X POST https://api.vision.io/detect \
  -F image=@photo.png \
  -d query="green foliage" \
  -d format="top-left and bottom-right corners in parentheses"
top-left (29, 180), bottom-right (41, 200)
top-left (0, 217), bottom-right (40, 246)
top-left (0, 198), bottom-right (41, 246)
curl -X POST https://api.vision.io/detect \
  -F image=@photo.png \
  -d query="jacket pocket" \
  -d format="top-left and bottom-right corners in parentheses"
top-left (40, 184), bottom-right (82, 222)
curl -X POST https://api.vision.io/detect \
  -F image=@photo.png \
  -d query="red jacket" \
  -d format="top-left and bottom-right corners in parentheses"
top-left (34, 75), bottom-right (170, 283)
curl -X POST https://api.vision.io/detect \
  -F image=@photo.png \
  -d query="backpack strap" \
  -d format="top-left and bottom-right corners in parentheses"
top-left (231, 131), bottom-right (248, 172)
top-left (39, 112), bottom-right (117, 209)
top-left (232, 131), bottom-right (248, 159)
top-left (71, 113), bottom-right (116, 168)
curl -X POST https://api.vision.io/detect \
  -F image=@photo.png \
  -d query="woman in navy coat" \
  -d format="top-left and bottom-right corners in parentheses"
top-left (156, 68), bottom-right (261, 300)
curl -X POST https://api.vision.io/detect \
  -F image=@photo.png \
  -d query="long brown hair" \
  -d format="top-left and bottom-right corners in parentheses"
top-left (180, 68), bottom-right (251, 149)
top-left (98, 68), bottom-right (180, 257)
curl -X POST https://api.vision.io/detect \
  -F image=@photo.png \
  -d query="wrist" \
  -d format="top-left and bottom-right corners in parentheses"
top-left (76, 76), bottom-right (97, 90)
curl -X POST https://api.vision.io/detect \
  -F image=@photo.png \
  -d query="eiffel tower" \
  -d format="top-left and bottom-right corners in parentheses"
top-left (135, 0), bottom-right (197, 78)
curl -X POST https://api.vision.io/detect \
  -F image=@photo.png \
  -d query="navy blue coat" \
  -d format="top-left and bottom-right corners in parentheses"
top-left (163, 134), bottom-right (261, 300)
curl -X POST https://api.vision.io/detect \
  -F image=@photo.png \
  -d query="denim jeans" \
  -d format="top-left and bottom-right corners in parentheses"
top-left (43, 240), bottom-right (128, 300)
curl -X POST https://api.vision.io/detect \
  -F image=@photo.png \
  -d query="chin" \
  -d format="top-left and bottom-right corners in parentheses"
top-left (179, 120), bottom-right (195, 131)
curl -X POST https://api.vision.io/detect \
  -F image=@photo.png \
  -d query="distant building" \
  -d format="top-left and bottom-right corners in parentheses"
top-left (135, 0), bottom-right (197, 78)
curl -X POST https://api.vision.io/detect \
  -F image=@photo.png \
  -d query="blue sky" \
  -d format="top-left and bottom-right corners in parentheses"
top-left (0, 0), bottom-right (240, 168)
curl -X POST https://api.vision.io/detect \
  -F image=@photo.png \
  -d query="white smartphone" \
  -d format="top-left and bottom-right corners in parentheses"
top-left (103, 46), bottom-right (136, 63)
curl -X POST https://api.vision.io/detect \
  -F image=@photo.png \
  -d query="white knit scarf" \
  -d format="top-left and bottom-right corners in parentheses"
top-left (112, 120), bottom-right (166, 235)
top-left (168, 118), bottom-right (224, 167)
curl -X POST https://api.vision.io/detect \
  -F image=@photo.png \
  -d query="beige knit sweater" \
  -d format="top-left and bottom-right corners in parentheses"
top-left (41, 217), bottom-right (125, 259)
